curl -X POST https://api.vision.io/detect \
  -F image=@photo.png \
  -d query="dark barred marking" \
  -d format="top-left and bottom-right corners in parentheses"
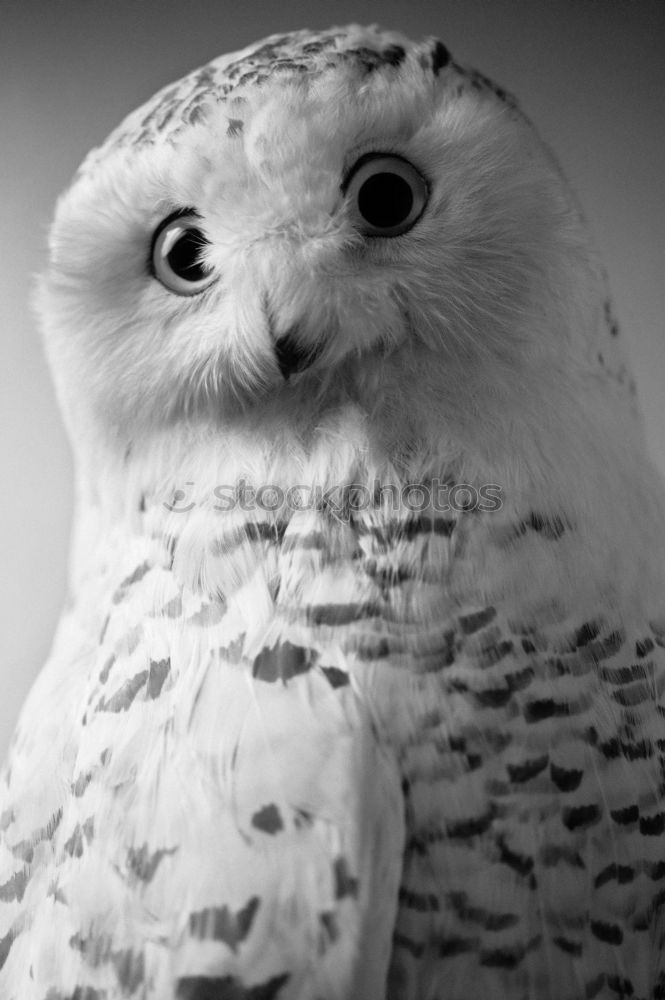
top-left (189, 895), bottom-right (260, 948)
top-left (226, 118), bottom-right (244, 137)
top-left (48, 880), bottom-right (67, 905)
top-left (333, 856), bottom-right (359, 899)
top-left (245, 521), bottom-right (288, 545)
top-left (176, 972), bottom-right (290, 1000)
top-left (611, 682), bottom-right (652, 707)
top-left (590, 919), bottom-right (623, 945)
top-left (321, 665), bottom-right (350, 688)
top-left (553, 935), bottom-right (583, 956)
top-left (362, 561), bottom-right (414, 588)
top-left (462, 68), bottom-right (518, 110)
top-left (506, 512), bottom-right (568, 543)
top-left (607, 976), bottom-right (634, 997)
top-left (352, 636), bottom-right (391, 660)
top-left (216, 635), bottom-right (245, 664)
top-left (506, 754), bottom-right (548, 784)
top-left (562, 803), bottom-right (601, 831)
top-left (594, 862), bottom-right (635, 889)
top-left (319, 910), bottom-right (339, 942)
top-left (20, 807), bottom-right (64, 855)
top-left (458, 606), bottom-right (496, 634)
top-left (586, 630), bottom-right (626, 661)
top-left (44, 988), bottom-right (106, 1000)
top-left (147, 657), bottom-right (170, 698)
top-left (252, 641), bottom-right (314, 683)
top-left (392, 931), bottom-right (425, 958)
top-left (99, 614), bottom-right (110, 644)
top-left (307, 602), bottom-right (379, 626)
top-left (447, 891), bottom-right (519, 931)
top-left (525, 512), bottom-right (567, 538)
top-left (636, 637), bottom-right (655, 657)
top-left (210, 521), bottom-right (287, 557)
top-left (453, 730), bottom-right (512, 761)
top-left (0, 868), bottom-right (28, 903)
top-left (342, 44), bottom-right (407, 73)
top-left (112, 949), bottom-right (145, 992)
top-left (0, 928), bottom-right (15, 970)
top-left (574, 621), bottom-right (601, 647)
top-left (550, 762), bottom-right (583, 792)
top-left (439, 935), bottom-right (478, 957)
top-left (72, 769), bottom-right (91, 797)
top-left (0, 809), bottom-right (14, 831)
top-left (477, 639), bottom-right (514, 668)
top-left (99, 654), bottom-right (115, 683)
top-left (11, 839), bottom-right (34, 864)
top-left (638, 886), bottom-right (665, 929)
top-left (603, 299), bottom-right (621, 339)
top-left (159, 594), bottom-right (183, 617)
top-left (599, 737), bottom-right (653, 761)
top-left (165, 534), bottom-right (178, 567)
top-left (547, 654), bottom-right (594, 680)
top-left (480, 934), bottom-right (541, 969)
top-left (126, 843), bottom-right (177, 882)
top-left (251, 804), bottom-right (284, 835)
top-left (524, 697), bottom-right (570, 723)
top-left (430, 40), bottom-right (451, 74)
top-left (64, 825), bottom-right (84, 859)
top-left (640, 812), bottom-right (665, 836)
top-left (381, 44), bottom-right (406, 67)
top-left (356, 515), bottom-right (455, 544)
top-left (505, 665), bottom-right (536, 691)
top-left (600, 662), bottom-right (652, 685)
top-left (496, 836), bottom-right (535, 879)
top-left (96, 670), bottom-right (149, 713)
top-left (63, 820), bottom-right (93, 860)
top-left (446, 736), bottom-right (484, 771)
top-left (282, 530), bottom-right (326, 552)
top-left (399, 886), bottom-right (440, 912)
top-left (189, 601), bottom-right (225, 626)
top-left (112, 561), bottom-right (151, 602)
top-left (474, 686), bottom-right (512, 709)
top-left (294, 807), bottom-right (313, 828)
top-left (447, 807), bottom-right (495, 839)
top-left (586, 974), bottom-right (606, 1000)
top-left (434, 629), bottom-right (457, 668)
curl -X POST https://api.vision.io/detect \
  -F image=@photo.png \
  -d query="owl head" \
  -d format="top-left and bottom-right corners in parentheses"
top-left (38, 24), bottom-right (635, 489)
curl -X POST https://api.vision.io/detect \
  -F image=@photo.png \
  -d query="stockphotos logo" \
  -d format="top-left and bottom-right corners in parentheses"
top-left (164, 479), bottom-right (503, 522)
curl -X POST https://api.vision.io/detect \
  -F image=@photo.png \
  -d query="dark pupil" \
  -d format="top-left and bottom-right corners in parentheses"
top-left (357, 172), bottom-right (413, 229)
top-left (167, 228), bottom-right (207, 281)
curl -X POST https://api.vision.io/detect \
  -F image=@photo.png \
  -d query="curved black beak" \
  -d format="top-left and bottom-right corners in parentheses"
top-left (274, 328), bottom-right (319, 380)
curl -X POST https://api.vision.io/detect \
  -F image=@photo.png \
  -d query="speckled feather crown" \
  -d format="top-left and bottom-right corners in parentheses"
top-left (78, 24), bottom-right (514, 178)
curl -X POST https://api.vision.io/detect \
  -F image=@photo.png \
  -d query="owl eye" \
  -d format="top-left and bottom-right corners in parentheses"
top-left (150, 210), bottom-right (216, 296)
top-left (344, 154), bottom-right (428, 237)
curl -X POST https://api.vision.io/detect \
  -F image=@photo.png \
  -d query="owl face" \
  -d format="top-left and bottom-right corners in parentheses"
top-left (39, 25), bottom-right (591, 451)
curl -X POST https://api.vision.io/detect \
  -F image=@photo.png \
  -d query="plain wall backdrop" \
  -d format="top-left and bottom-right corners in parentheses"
top-left (1, 0), bottom-right (663, 759)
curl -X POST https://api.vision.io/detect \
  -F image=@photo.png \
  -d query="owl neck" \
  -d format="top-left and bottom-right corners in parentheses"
top-left (64, 372), bottom-right (665, 629)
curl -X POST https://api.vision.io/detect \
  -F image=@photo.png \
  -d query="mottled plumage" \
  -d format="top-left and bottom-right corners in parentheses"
top-left (2, 23), bottom-right (665, 1000)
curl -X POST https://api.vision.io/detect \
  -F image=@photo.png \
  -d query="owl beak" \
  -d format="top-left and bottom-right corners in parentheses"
top-left (274, 327), bottom-right (319, 380)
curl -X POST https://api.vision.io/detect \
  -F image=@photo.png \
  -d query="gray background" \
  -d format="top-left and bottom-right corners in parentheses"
top-left (1, 0), bottom-right (663, 758)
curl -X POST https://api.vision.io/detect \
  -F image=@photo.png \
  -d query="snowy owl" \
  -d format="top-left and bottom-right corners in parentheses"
top-left (2, 23), bottom-right (665, 1000)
